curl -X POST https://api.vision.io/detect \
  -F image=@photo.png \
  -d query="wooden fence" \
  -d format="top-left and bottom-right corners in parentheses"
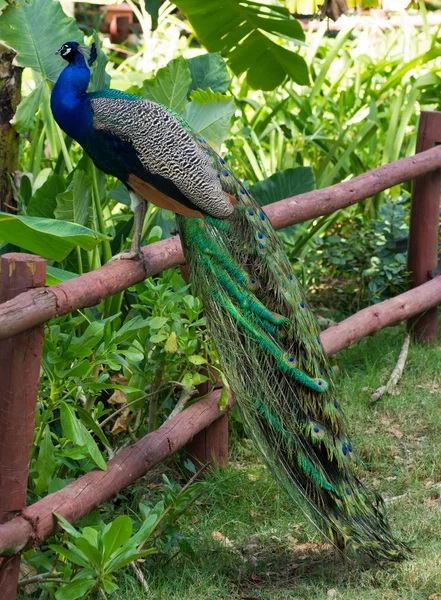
top-left (1, 111), bottom-right (441, 598)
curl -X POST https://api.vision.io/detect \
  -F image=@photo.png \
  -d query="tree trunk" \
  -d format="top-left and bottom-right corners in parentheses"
top-left (0, 44), bottom-right (21, 213)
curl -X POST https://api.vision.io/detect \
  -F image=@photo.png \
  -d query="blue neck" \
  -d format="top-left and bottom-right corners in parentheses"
top-left (51, 53), bottom-right (92, 142)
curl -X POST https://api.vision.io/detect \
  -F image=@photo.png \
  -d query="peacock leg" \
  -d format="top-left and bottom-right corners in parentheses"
top-left (111, 192), bottom-right (147, 260)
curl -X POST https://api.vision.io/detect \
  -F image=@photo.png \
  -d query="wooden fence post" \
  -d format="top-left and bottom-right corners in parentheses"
top-left (0, 254), bottom-right (46, 598)
top-left (407, 111), bottom-right (441, 343)
top-left (185, 408), bottom-right (229, 468)
top-left (180, 265), bottom-right (229, 469)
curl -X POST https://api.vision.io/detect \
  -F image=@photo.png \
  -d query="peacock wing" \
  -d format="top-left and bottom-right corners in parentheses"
top-left (89, 94), bottom-right (235, 219)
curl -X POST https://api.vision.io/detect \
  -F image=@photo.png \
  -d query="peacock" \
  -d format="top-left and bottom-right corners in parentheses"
top-left (51, 41), bottom-right (408, 561)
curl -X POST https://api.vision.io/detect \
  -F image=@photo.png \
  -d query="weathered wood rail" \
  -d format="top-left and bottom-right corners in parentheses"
top-left (0, 111), bottom-right (440, 598)
top-left (1, 142), bottom-right (441, 341)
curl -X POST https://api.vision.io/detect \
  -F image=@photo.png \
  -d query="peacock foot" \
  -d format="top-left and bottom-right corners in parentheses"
top-left (110, 249), bottom-right (144, 261)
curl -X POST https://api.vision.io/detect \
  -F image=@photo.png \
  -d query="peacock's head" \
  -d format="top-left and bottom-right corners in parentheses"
top-left (55, 41), bottom-right (97, 66)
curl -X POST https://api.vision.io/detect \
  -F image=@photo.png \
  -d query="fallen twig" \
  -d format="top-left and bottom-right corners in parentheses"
top-left (130, 562), bottom-right (149, 593)
top-left (385, 482), bottom-right (441, 504)
top-left (370, 333), bottom-right (410, 403)
top-left (17, 572), bottom-right (64, 586)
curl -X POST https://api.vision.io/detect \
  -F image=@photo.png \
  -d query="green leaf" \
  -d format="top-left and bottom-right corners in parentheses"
top-left (191, 373), bottom-right (208, 386)
top-left (60, 403), bottom-right (88, 446)
top-left (27, 174), bottom-right (67, 219)
top-left (53, 513), bottom-right (81, 539)
top-left (130, 514), bottom-right (158, 547)
top-left (89, 31), bottom-right (110, 92)
top-left (49, 544), bottom-right (89, 568)
top-left (34, 426), bottom-right (56, 495)
top-left (249, 167), bottom-right (316, 207)
top-left (13, 83), bottom-right (43, 134)
top-left (149, 316), bottom-right (168, 330)
top-left (75, 537), bottom-right (103, 566)
top-left (109, 182), bottom-right (131, 206)
top-left (0, 0), bottom-right (82, 83)
top-left (55, 578), bottom-right (95, 600)
top-left (184, 89), bottom-right (235, 148)
top-left (0, 213), bottom-right (107, 261)
top-left (48, 478), bottom-right (67, 493)
top-left (46, 266), bottom-right (78, 286)
top-left (55, 170), bottom-right (92, 227)
top-left (187, 53), bottom-right (230, 95)
top-left (81, 526), bottom-right (99, 549)
top-left (174, 0), bottom-right (307, 90)
top-left (102, 516), bottom-right (133, 562)
top-left (164, 331), bottom-right (178, 354)
top-left (218, 386), bottom-right (229, 411)
top-left (76, 406), bottom-right (110, 449)
top-left (106, 547), bottom-right (156, 572)
top-left (103, 579), bottom-right (119, 594)
top-left (138, 56), bottom-right (191, 113)
top-left (188, 354), bottom-right (207, 365)
top-left (60, 403), bottom-right (107, 471)
top-left (144, 0), bottom-right (162, 28)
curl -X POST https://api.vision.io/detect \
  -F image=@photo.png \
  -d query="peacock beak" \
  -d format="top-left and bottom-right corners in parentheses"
top-left (55, 48), bottom-right (62, 55)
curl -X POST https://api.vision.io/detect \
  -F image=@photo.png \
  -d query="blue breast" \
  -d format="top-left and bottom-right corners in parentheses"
top-left (51, 59), bottom-right (93, 143)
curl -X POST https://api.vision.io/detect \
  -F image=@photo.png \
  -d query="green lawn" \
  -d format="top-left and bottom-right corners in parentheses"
top-left (118, 323), bottom-right (441, 599)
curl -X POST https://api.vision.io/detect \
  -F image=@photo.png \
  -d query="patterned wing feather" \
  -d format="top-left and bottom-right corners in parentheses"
top-left (90, 95), bottom-right (234, 219)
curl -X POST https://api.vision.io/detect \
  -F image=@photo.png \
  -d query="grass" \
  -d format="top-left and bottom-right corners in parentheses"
top-left (113, 323), bottom-right (441, 598)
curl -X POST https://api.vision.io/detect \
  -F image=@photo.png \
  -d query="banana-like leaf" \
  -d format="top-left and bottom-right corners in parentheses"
top-left (250, 167), bottom-right (316, 207)
top-left (174, 0), bottom-right (308, 90)
top-left (0, 212), bottom-right (108, 261)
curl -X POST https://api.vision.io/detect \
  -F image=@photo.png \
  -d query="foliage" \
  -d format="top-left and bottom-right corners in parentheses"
top-left (310, 199), bottom-right (410, 313)
top-left (174, 0), bottom-right (308, 90)
top-left (22, 474), bottom-right (203, 598)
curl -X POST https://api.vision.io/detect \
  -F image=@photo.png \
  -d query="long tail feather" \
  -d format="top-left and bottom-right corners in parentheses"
top-left (177, 180), bottom-right (409, 561)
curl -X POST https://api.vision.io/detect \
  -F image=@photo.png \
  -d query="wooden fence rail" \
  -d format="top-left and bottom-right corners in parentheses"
top-left (0, 111), bottom-right (440, 599)
top-left (1, 269), bottom-right (441, 556)
top-left (1, 143), bottom-right (441, 342)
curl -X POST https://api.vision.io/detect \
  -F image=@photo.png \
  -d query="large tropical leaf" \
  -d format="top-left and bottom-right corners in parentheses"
top-left (27, 174), bottom-right (67, 219)
top-left (137, 56), bottom-right (191, 112)
top-left (0, 213), bottom-right (107, 261)
top-left (55, 170), bottom-right (92, 227)
top-left (187, 53), bottom-right (231, 95)
top-left (0, 0), bottom-right (81, 83)
top-left (250, 167), bottom-right (316, 206)
top-left (89, 31), bottom-right (110, 92)
top-left (13, 84), bottom-right (44, 135)
top-left (184, 89), bottom-right (235, 148)
top-left (174, 0), bottom-right (308, 90)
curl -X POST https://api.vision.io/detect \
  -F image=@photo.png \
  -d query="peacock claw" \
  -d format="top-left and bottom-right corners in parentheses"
top-left (110, 249), bottom-right (143, 261)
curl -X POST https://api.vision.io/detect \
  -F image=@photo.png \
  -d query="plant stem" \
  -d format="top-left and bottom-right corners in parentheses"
top-left (90, 163), bottom-right (112, 264)
top-left (18, 574), bottom-right (65, 587)
top-left (99, 382), bottom-right (185, 430)
top-left (140, 201), bottom-right (157, 242)
top-left (148, 362), bottom-right (165, 433)
top-left (76, 246), bottom-right (83, 275)
top-left (56, 125), bottom-right (73, 173)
